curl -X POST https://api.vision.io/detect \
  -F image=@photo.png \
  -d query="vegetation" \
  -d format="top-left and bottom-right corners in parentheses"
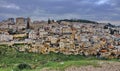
top-left (48, 19), bottom-right (51, 24)
top-left (0, 45), bottom-right (119, 71)
top-left (57, 19), bottom-right (98, 24)
top-left (8, 29), bottom-right (15, 34)
top-left (48, 19), bottom-right (55, 24)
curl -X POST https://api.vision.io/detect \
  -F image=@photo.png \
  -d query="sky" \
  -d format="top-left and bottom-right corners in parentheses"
top-left (0, 0), bottom-right (120, 25)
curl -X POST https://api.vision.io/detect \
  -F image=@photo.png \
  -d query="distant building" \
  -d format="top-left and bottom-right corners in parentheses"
top-left (16, 17), bottom-right (25, 24)
top-left (16, 17), bottom-right (31, 29)
top-left (0, 34), bottom-right (13, 41)
top-left (8, 18), bottom-right (14, 23)
top-left (28, 30), bottom-right (37, 39)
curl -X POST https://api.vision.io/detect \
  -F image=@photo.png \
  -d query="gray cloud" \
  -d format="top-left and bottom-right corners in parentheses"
top-left (0, 0), bottom-right (20, 10)
top-left (0, 0), bottom-right (120, 25)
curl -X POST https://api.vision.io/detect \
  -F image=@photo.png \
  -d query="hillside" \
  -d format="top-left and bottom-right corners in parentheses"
top-left (57, 19), bottom-right (98, 24)
top-left (0, 45), bottom-right (120, 71)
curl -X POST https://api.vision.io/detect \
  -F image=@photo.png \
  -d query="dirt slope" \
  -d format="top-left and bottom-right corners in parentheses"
top-left (65, 61), bottom-right (120, 71)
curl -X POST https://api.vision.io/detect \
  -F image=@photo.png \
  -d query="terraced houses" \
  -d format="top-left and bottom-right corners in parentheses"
top-left (0, 17), bottom-right (120, 58)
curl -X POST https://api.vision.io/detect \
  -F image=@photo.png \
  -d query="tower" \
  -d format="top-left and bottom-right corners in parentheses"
top-left (16, 17), bottom-right (25, 24)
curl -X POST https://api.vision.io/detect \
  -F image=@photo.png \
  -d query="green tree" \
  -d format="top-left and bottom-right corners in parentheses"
top-left (48, 19), bottom-right (51, 24)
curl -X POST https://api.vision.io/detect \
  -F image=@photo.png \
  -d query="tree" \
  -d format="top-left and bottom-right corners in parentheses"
top-left (48, 19), bottom-right (51, 24)
top-left (57, 21), bottom-right (61, 24)
top-left (109, 29), bottom-right (114, 35)
top-left (26, 18), bottom-right (30, 29)
top-left (104, 25), bottom-right (108, 29)
top-left (8, 29), bottom-right (16, 34)
top-left (57, 19), bottom-right (98, 24)
top-left (52, 19), bottom-right (55, 23)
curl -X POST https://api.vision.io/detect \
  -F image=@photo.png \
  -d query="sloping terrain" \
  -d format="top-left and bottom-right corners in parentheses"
top-left (65, 61), bottom-right (120, 71)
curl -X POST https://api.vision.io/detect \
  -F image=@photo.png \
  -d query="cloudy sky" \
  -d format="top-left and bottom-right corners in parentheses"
top-left (0, 0), bottom-right (120, 25)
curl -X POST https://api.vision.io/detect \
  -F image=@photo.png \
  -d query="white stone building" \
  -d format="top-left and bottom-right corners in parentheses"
top-left (0, 34), bottom-right (13, 41)
top-left (28, 30), bottom-right (37, 39)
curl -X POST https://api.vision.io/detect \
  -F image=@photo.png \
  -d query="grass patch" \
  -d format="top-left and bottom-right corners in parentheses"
top-left (0, 45), bottom-right (119, 71)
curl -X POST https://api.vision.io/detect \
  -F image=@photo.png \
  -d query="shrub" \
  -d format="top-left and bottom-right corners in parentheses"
top-left (14, 63), bottom-right (31, 71)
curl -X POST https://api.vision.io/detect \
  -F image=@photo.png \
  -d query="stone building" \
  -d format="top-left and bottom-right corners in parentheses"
top-left (16, 17), bottom-right (25, 24)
